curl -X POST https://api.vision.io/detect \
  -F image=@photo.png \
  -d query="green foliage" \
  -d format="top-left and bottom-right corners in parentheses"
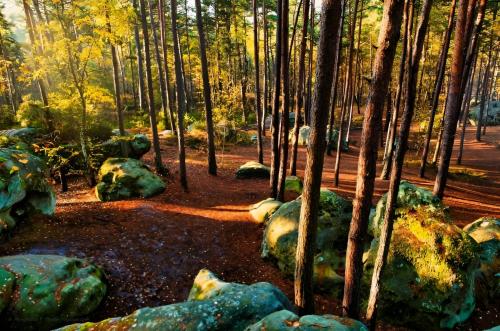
top-left (16, 99), bottom-right (49, 130)
top-left (0, 106), bottom-right (15, 129)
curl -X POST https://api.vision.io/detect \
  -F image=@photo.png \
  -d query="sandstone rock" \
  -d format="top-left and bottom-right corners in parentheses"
top-left (236, 161), bottom-right (271, 179)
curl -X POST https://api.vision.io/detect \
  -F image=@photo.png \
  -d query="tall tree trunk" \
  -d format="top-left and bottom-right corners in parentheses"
top-left (159, 0), bottom-right (178, 135)
top-left (253, 0), bottom-right (264, 164)
top-left (148, 0), bottom-right (173, 133)
top-left (270, 0), bottom-right (283, 198)
top-left (139, 0), bottom-right (167, 175)
top-left (333, 0), bottom-right (360, 187)
top-left (133, 0), bottom-right (147, 112)
top-left (434, 0), bottom-right (486, 198)
top-left (276, 0), bottom-right (291, 202)
top-left (290, 0), bottom-right (311, 176)
top-left (263, 0), bottom-right (270, 136)
top-left (194, 0), bottom-right (217, 176)
top-left (304, 0), bottom-right (315, 125)
top-left (418, 0), bottom-right (456, 177)
top-left (457, 56), bottom-right (477, 165)
top-left (106, 7), bottom-right (127, 157)
top-left (363, 0), bottom-right (434, 323)
top-left (342, 0), bottom-right (405, 320)
top-left (171, 0), bottom-right (188, 190)
top-left (380, 0), bottom-right (413, 180)
top-left (294, 0), bottom-right (342, 314)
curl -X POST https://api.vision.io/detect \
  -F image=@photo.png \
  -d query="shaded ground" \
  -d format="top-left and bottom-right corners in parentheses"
top-left (0, 126), bottom-right (499, 330)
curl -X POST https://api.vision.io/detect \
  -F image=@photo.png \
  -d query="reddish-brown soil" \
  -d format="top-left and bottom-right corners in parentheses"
top-left (0, 126), bottom-right (498, 330)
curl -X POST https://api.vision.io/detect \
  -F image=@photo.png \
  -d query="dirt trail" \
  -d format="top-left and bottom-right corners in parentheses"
top-left (0, 126), bottom-right (498, 330)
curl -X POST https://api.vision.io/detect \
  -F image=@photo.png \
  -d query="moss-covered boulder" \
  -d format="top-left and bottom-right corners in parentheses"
top-left (0, 255), bottom-right (106, 329)
top-left (369, 180), bottom-right (444, 237)
top-left (236, 161), bottom-right (271, 179)
top-left (95, 158), bottom-right (165, 202)
top-left (262, 189), bottom-right (352, 293)
top-left (249, 198), bottom-right (283, 224)
top-left (363, 207), bottom-right (479, 329)
top-left (285, 176), bottom-right (303, 195)
top-left (100, 134), bottom-right (151, 160)
top-left (246, 310), bottom-right (368, 331)
top-left (0, 148), bottom-right (55, 235)
top-left (464, 217), bottom-right (500, 303)
top-left (57, 269), bottom-right (293, 331)
top-left (0, 128), bottom-right (42, 141)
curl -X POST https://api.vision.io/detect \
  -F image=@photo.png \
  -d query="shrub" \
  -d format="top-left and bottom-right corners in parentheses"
top-left (0, 106), bottom-right (16, 129)
top-left (16, 100), bottom-right (49, 130)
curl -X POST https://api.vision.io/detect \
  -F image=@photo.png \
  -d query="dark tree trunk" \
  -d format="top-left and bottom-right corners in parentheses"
top-left (171, 0), bottom-right (188, 190)
top-left (294, 0), bottom-right (343, 314)
top-left (139, 0), bottom-right (167, 175)
top-left (290, 0), bottom-right (311, 176)
top-left (419, 0), bottom-right (456, 177)
top-left (434, 0), bottom-right (486, 198)
top-left (363, 0), bottom-right (433, 324)
top-left (133, 0), bottom-right (147, 112)
top-left (276, 0), bottom-right (291, 202)
top-left (253, 0), bottom-right (264, 164)
top-left (159, 0), bottom-right (178, 135)
top-left (304, 0), bottom-right (315, 125)
top-left (341, 0), bottom-right (405, 320)
top-left (194, 0), bottom-right (217, 176)
top-left (270, 0), bottom-right (283, 198)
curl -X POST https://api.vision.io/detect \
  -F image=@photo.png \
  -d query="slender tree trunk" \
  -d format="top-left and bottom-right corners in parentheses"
top-left (457, 59), bottom-right (476, 165)
top-left (263, 0), bottom-right (269, 136)
top-left (276, 0), bottom-right (290, 202)
top-left (418, 0), bottom-right (456, 177)
top-left (380, 0), bottom-right (412, 180)
top-left (253, 0), bottom-right (264, 164)
top-left (270, 0), bottom-right (283, 198)
top-left (171, 0), bottom-right (188, 190)
top-left (133, 0), bottom-right (147, 112)
top-left (363, 0), bottom-right (434, 323)
top-left (333, 0), bottom-right (360, 187)
top-left (290, 0), bottom-right (311, 176)
top-left (159, 0), bottom-right (178, 135)
top-left (139, 0), bottom-right (167, 175)
top-left (341, 0), bottom-right (405, 320)
top-left (294, 0), bottom-right (342, 314)
top-left (194, 0), bottom-right (217, 176)
top-left (304, 0), bottom-right (315, 125)
top-left (434, 0), bottom-right (486, 198)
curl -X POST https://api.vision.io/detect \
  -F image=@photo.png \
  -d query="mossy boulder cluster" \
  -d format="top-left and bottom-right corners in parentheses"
top-left (464, 216), bottom-right (499, 303)
top-left (100, 133), bottom-right (151, 160)
top-left (95, 158), bottom-right (165, 202)
top-left (0, 254), bottom-right (106, 329)
top-left (58, 269), bottom-right (366, 331)
top-left (261, 189), bottom-right (352, 293)
top-left (0, 148), bottom-right (55, 235)
top-left (236, 161), bottom-right (271, 179)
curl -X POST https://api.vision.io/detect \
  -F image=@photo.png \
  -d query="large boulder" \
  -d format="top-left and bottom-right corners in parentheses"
top-left (369, 180), bottom-right (444, 237)
top-left (0, 127), bottom-right (42, 142)
top-left (249, 198), bottom-right (283, 224)
top-left (246, 310), bottom-right (368, 331)
top-left (363, 207), bottom-right (479, 329)
top-left (464, 217), bottom-right (500, 303)
top-left (262, 189), bottom-right (352, 293)
top-left (95, 158), bottom-right (165, 202)
top-left (0, 254), bottom-right (106, 329)
top-left (236, 161), bottom-right (271, 179)
top-left (57, 269), bottom-right (293, 331)
top-left (100, 133), bottom-right (151, 160)
top-left (0, 148), bottom-right (55, 235)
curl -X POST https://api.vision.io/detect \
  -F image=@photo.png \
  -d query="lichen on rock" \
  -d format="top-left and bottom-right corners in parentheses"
top-left (236, 161), bottom-right (271, 179)
top-left (249, 198), bottom-right (283, 224)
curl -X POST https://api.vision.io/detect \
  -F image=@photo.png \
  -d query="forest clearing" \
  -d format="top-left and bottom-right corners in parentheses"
top-left (0, 0), bottom-right (499, 330)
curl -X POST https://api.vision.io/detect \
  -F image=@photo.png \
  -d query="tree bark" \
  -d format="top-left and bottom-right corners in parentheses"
top-left (419, 0), bottom-right (456, 177)
top-left (363, 0), bottom-right (433, 323)
top-left (289, 0), bottom-right (311, 176)
top-left (253, 0), bottom-right (264, 164)
top-left (341, 0), bottom-right (405, 320)
top-left (270, 0), bottom-right (283, 199)
top-left (276, 0), bottom-right (291, 202)
top-left (170, 0), bottom-right (188, 190)
top-left (133, 0), bottom-right (147, 112)
top-left (194, 0), bottom-right (217, 176)
top-left (294, 0), bottom-right (342, 314)
top-left (139, 0), bottom-right (167, 175)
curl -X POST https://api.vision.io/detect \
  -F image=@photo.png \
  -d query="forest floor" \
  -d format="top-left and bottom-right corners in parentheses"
top-left (1, 126), bottom-right (499, 330)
